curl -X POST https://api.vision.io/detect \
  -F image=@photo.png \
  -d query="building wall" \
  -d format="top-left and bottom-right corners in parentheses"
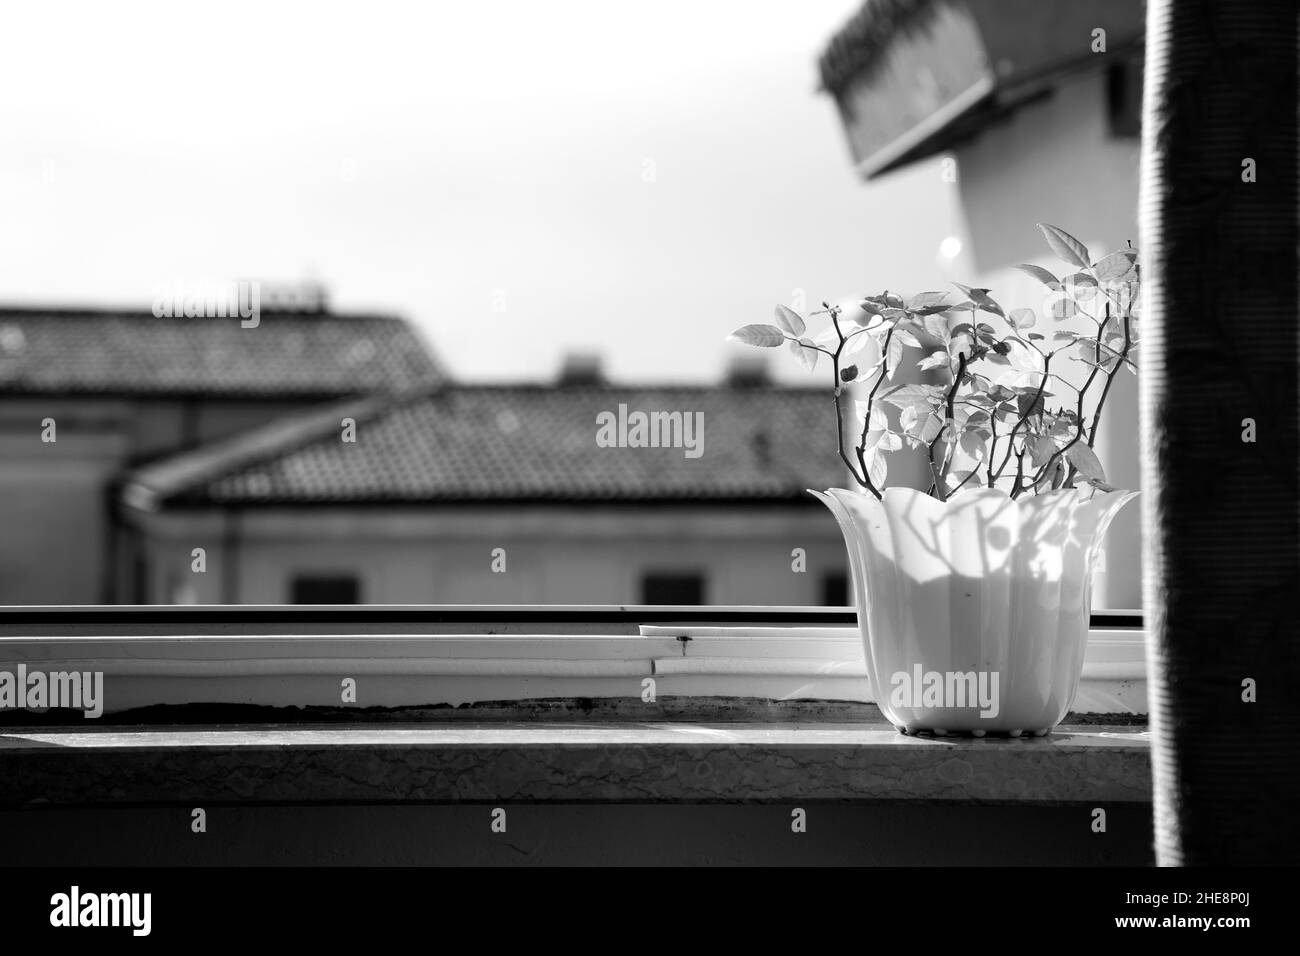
top-left (0, 401), bottom-right (131, 604)
top-left (129, 506), bottom-right (849, 606)
top-left (0, 395), bottom-right (341, 604)
top-left (126, 398), bottom-right (325, 459)
top-left (947, 66), bottom-right (1143, 608)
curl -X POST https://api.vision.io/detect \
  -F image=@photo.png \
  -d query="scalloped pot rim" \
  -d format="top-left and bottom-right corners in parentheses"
top-left (808, 485), bottom-right (1138, 515)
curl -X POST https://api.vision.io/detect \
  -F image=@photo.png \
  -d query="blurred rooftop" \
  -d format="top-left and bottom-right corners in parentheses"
top-left (0, 306), bottom-right (445, 399)
top-left (124, 384), bottom-right (844, 508)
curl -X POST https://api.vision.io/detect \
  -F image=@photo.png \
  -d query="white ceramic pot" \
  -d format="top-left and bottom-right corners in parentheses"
top-left (811, 485), bottom-right (1137, 737)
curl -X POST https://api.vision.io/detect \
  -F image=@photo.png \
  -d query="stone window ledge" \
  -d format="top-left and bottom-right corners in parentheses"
top-left (0, 706), bottom-right (1150, 808)
top-left (0, 608), bottom-right (1149, 811)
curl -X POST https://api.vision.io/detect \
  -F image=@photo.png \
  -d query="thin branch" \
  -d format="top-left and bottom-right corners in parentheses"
top-left (990, 353), bottom-right (1053, 485)
top-left (1026, 370), bottom-right (1090, 491)
top-left (985, 415), bottom-right (999, 488)
top-left (858, 327), bottom-right (896, 449)
top-left (949, 464), bottom-right (979, 496)
top-left (926, 351), bottom-right (968, 502)
top-left (827, 307), bottom-right (879, 498)
top-left (1085, 302), bottom-right (1135, 446)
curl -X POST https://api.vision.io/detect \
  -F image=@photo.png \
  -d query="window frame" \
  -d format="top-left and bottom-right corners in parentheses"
top-left (0, 606), bottom-right (1146, 719)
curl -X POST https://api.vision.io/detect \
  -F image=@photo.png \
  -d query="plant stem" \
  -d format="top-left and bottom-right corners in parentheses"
top-left (950, 467), bottom-right (979, 495)
top-left (827, 308), bottom-right (879, 498)
top-left (985, 416), bottom-right (999, 488)
top-left (1027, 373), bottom-right (1089, 490)
top-left (1086, 302), bottom-right (1135, 446)
top-left (858, 327), bottom-right (896, 452)
top-left (990, 354), bottom-right (1053, 488)
top-left (926, 351), bottom-right (968, 501)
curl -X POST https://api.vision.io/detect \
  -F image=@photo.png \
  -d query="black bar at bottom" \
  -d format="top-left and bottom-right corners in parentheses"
top-left (0, 862), bottom-right (1272, 942)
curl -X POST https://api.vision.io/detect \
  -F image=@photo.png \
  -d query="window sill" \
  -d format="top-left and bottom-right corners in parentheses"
top-left (0, 607), bottom-right (1149, 814)
top-left (0, 710), bottom-right (1150, 808)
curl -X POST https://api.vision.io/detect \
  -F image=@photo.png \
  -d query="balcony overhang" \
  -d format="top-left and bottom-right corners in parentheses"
top-left (820, 0), bottom-right (1145, 179)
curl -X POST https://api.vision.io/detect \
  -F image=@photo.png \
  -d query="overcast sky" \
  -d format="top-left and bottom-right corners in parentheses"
top-left (0, 0), bottom-right (963, 384)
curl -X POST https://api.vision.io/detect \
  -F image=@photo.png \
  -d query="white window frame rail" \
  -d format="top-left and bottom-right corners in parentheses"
top-left (0, 606), bottom-right (1146, 717)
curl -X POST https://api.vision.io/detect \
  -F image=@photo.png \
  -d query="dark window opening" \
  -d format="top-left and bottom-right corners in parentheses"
top-left (291, 575), bottom-right (360, 604)
top-left (641, 572), bottom-right (705, 605)
top-left (1106, 57), bottom-right (1143, 138)
top-left (821, 571), bottom-right (849, 607)
top-left (131, 551), bottom-right (149, 605)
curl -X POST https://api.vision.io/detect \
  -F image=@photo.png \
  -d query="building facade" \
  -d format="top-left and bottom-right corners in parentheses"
top-left (120, 384), bottom-right (849, 606)
top-left (0, 305), bottom-right (444, 604)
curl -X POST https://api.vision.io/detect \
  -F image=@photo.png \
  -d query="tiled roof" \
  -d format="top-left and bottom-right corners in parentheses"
top-left (0, 307), bottom-right (444, 397)
top-left (124, 385), bottom-right (848, 507)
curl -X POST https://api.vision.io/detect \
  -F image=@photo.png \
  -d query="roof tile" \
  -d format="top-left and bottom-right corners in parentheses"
top-left (0, 308), bottom-right (444, 397)
top-left (127, 385), bottom-right (848, 506)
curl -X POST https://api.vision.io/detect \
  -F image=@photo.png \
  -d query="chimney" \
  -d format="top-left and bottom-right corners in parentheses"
top-left (725, 353), bottom-right (769, 388)
top-left (258, 280), bottom-right (330, 315)
top-left (557, 350), bottom-right (604, 386)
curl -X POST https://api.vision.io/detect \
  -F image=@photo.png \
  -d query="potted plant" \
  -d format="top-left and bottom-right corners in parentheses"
top-left (728, 224), bottom-right (1139, 737)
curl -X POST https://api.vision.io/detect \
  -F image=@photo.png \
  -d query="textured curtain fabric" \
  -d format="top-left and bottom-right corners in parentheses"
top-left (1139, 0), bottom-right (1299, 864)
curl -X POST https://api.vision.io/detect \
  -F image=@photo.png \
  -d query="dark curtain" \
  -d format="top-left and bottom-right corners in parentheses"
top-left (1140, 0), bottom-right (1299, 863)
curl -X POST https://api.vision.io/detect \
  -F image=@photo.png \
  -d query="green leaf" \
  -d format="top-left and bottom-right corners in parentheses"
top-left (1072, 354), bottom-right (1121, 374)
top-left (789, 337), bottom-right (819, 372)
top-left (1065, 442), bottom-right (1106, 481)
top-left (1038, 223), bottom-right (1091, 269)
top-left (879, 383), bottom-right (945, 410)
top-left (909, 290), bottom-right (951, 312)
top-left (1013, 263), bottom-right (1061, 290)
top-left (1015, 387), bottom-right (1046, 418)
top-left (1007, 343), bottom-right (1042, 374)
top-left (1063, 272), bottom-right (1099, 288)
top-left (774, 304), bottom-right (806, 337)
top-left (959, 429), bottom-right (987, 460)
top-left (729, 324), bottom-right (786, 347)
top-left (856, 354), bottom-right (886, 383)
top-left (865, 449), bottom-right (887, 487)
top-left (1048, 416), bottom-right (1075, 441)
top-left (840, 364), bottom-right (857, 382)
top-left (951, 282), bottom-right (1004, 318)
top-left (1029, 435), bottom-right (1057, 469)
top-left (919, 413), bottom-right (943, 444)
top-left (946, 469), bottom-right (973, 491)
top-left (988, 384), bottom-right (1017, 404)
top-left (921, 314), bottom-right (950, 341)
top-left (1092, 250), bottom-right (1138, 283)
top-left (1047, 296), bottom-right (1078, 320)
top-left (876, 431), bottom-right (903, 452)
top-left (917, 351), bottom-right (949, 371)
top-left (1008, 308), bottom-right (1036, 330)
top-left (841, 329), bottom-right (875, 358)
top-left (863, 293), bottom-right (905, 311)
top-left (893, 327), bottom-right (922, 348)
top-left (886, 334), bottom-right (904, 377)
